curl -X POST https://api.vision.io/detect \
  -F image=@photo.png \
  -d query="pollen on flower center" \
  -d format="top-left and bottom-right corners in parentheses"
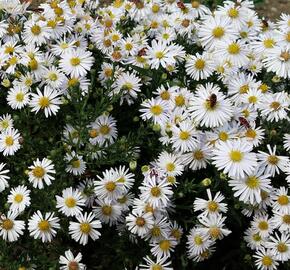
top-left (262, 256), bottom-right (273, 266)
top-left (38, 97), bottom-right (50, 108)
top-left (71, 159), bottom-right (81, 168)
top-left (227, 43), bottom-right (240, 54)
top-left (80, 222), bottom-right (91, 234)
top-left (193, 150), bottom-right (204, 160)
top-left (151, 226), bottom-right (161, 237)
top-left (209, 227), bottom-right (220, 239)
top-left (258, 221), bottom-right (268, 230)
top-left (277, 242), bottom-right (288, 253)
top-left (280, 51), bottom-right (290, 62)
top-left (252, 233), bottom-right (261, 242)
top-left (179, 131), bottom-right (190, 140)
top-left (263, 39), bottom-right (275, 48)
top-left (155, 51), bottom-right (164, 59)
top-left (16, 92), bottom-right (24, 102)
top-left (48, 73), bottom-right (58, 81)
top-left (99, 125), bottom-right (110, 135)
top-left (135, 217), bottom-right (146, 226)
top-left (68, 261), bottom-right (79, 270)
top-left (194, 235), bottom-right (203, 245)
top-left (1, 219), bottom-right (14, 230)
top-left (175, 95), bottom-right (185, 106)
top-left (248, 96), bottom-right (257, 104)
top-left (208, 201), bottom-right (218, 212)
top-left (102, 205), bottom-right (112, 215)
top-left (105, 181), bottom-right (116, 192)
top-left (278, 195), bottom-right (289, 205)
top-left (38, 220), bottom-right (50, 231)
top-left (229, 150), bottom-right (243, 162)
top-left (150, 105), bottom-right (163, 115)
top-left (14, 194), bottom-right (23, 203)
top-left (267, 155), bottom-right (279, 165)
top-left (228, 8), bottom-right (239, 18)
top-left (31, 25), bottom-right (41, 35)
top-left (166, 163), bottom-right (175, 172)
top-left (283, 214), bottom-right (290, 224)
top-left (270, 101), bottom-right (280, 111)
top-left (70, 57), bottom-right (81, 66)
top-left (151, 186), bottom-right (161, 197)
top-left (212, 27), bottom-right (225, 38)
top-left (194, 59), bottom-right (205, 70)
top-left (65, 197), bottom-right (77, 208)
top-left (5, 136), bottom-right (14, 146)
top-left (245, 129), bottom-right (257, 139)
top-left (159, 239), bottom-right (170, 251)
top-left (33, 166), bottom-right (45, 178)
top-left (219, 132), bottom-right (228, 141)
top-left (246, 176), bottom-right (260, 189)
top-left (152, 265), bottom-right (162, 270)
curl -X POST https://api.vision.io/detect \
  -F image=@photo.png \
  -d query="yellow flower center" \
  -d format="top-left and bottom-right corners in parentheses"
top-left (48, 73), bottom-right (58, 81)
top-left (258, 221), bottom-right (268, 230)
top-left (14, 194), bottom-right (23, 203)
top-left (32, 166), bottom-right (45, 178)
top-left (5, 136), bottom-right (14, 146)
top-left (159, 239), bottom-right (170, 251)
top-left (1, 219), bottom-right (14, 230)
top-left (152, 265), bottom-right (162, 270)
top-left (267, 155), bottom-right (278, 165)
top-left (239, 84), bottom-right (249, 94)
top-left (29, 59), bottom-right (38, 71)
top-left (280, 51), bottom-right (290, 62)
top-left (150, 105), bottom-right (163, 115)
top-left (277, 242), bottom-right (288, 253)
top-left (283, 215), bottom-right (290, 224)
top-left (227, 43), bottom-right (240, 54)
top-left (38, 97), bottom-right (50, 108)
top-left (135, 217), bottom-right (145, 226)
top-left (194, 235), bottom-right (203, 245)
top-left (71, 160), bottom-right (81, 168)
top-left (171, 229), bottom-right (181, 240)
top-left (68, 78), bottom-right (79, 87)
top-left (194, 59), bottom-right (205, 70)
top-left (228, 8), bottom-right (239, 18)
top-left (89, 129), bottom-right (98, 138)
top-left (166, 163), bottom-right (175, 172)
top-left (252, 233), bottom-right (261, 242)
top-left (125, 43), bottom-right (133, 51)
top-left (38, 220), bottom-right (50, 231)
top-left (16, 92), bottom-right (24, 102)
top-left (270, 101), bottom-right (280, 111)
top-left (245, 129), bottom-right (256, 139)
top-left (278, 195), bottom-right (289, 205)
top-left (246, 176), bottom-right (259, 189)
top-left (80, 222), bottom-right (91, 234)
top-left (175, 95), bottom-right (185, 106)
top-left (262, 256), bottom-right (273, 266)
top-left (248, 96), bottom-right (257, 104)
top-left (179, 131), bottom-right (190, 140)
top-left (105, 181), bottom-right (116, 192)
top-left (155, 51), bottom-right (164, 59)
top-left (229, 150), bottom-right (243, 162)
top-left (152, 4), bottom-right (160, 13)
top-left (151, 226), bottom-right (161, 237)
top-left (65, 197), bottom-right (76, 208)
top-left (102, 205), bottom-right (112, 215)
top-left (31, 25), bottom-right (41, 35)
top-left (208, 201), bottom-right (218, 212)
top-left (151, 186), bottom-right (161, 197)
top-left (193, 150), bottom-right (204, 160)
top-left (99, 125), bottom-right (110, 135)
top-left (68, 261), bottom-right (79, 270)
top-left (160, 91), bottom-right (170, 100)
top-left (259, 84), bottom-right (269, 93)
top-left (70, 57), bottom-right (81, 66)
top-left (212, 27), bottom-right (225, 38)
top-left (263, 39), bottom-right (275, 48)
top-left (219, 132), bottom-right (228, 141)
top-left (209, 227), bottom-right (221, 239)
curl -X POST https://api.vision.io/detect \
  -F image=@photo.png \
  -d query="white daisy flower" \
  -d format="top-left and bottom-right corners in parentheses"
top-left (30, 87), bottom-right (62, 118)
top-left (126, 210), bottom-right (154, 238)
top-left (271, 187), bottom-right (290, 214)
top-left (0, 211), bottom-right (25, 242)
top-left (0, 163), bottom-right (10, 192)
top-left (139, 177), bottom-right (173, 208)
top-left (265, 232), bottom-right (290, 262)
top-left (7, 185), bottom-right (31, 213)
top-left (28, 158), bottom-right (56, 189)
top-left (257, 145), bottom-right (290, 177)
top-left (59, 48), bottom-right (94, 78)
top-left (28, 211), bottom-right (60, 242)
top-left (139, 256), bottom-right (173, 270)
top-left (0, 114), bottom-right (13, 131)
top-left (69, 212), bottom-right (102, 245)
top-left (228, 168), bottom-right (272, 205)
top-left (253, 247), bottom-right (279, 270)
top-left (212, 139), bottom-right (257, 179)
top-left (0, 127), bottom-right (21, 156)
top-left (65, 152), bottom-right (86, 176)
top-left (155, 151), bottom-right (184, 177)
top-left (251, 214), bottom-right (275, 238)
top-left (189, 83), bottom-right (233, 128)
top-left (56, 187), bottom-right (86, 217)
top-left (272, 210), bottom-right (290, 232)
top-left (150, 237), bottom-right (177, 259)
top-left (193, 189), bottom-right (227, 217)
top-left (59, 250), bottom-right (86, 270)
top-left (244, 227), bottom-right (266, 250)
top-left (6, 86), bottom-right (30, 109)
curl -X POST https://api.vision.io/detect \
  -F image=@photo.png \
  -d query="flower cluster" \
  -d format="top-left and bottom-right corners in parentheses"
top-left (0, 0), bottom-right (290, 269)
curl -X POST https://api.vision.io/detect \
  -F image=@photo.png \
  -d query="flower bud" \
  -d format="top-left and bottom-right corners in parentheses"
top-left (201, 178), bottom-right (211, 186)
top-left (129, 160), bottom-right (137, 171)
